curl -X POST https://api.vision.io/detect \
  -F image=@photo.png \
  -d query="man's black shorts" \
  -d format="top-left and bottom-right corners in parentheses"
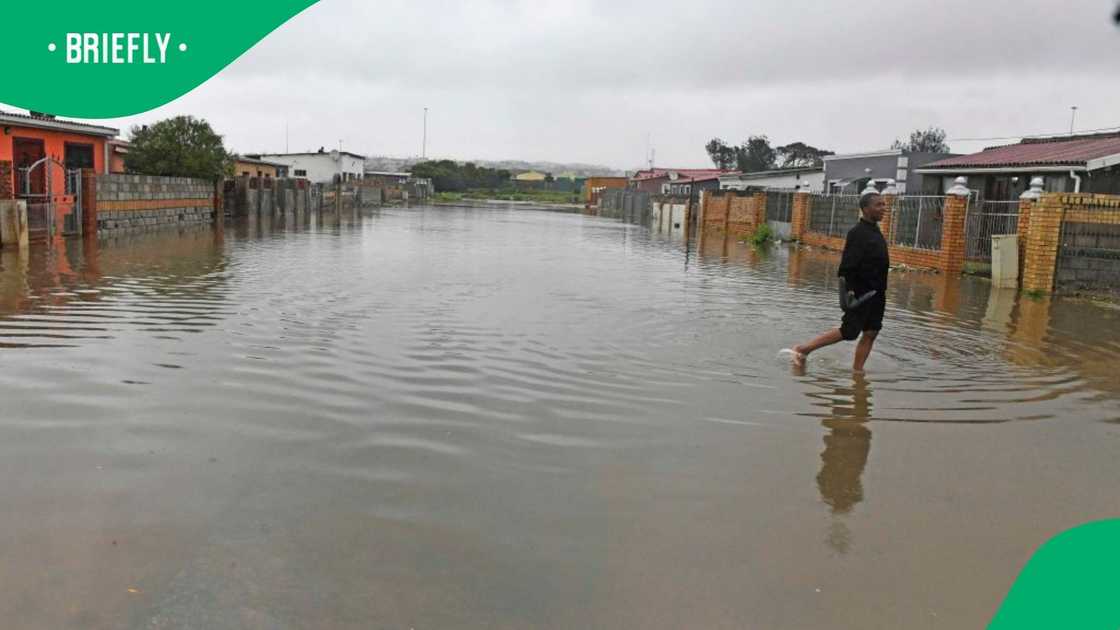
top-left (840, 297), bottom-right (885, 341)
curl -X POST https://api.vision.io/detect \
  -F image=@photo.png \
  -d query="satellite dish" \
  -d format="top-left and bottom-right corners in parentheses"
top-left (330, 150), bottom-right (340, 161)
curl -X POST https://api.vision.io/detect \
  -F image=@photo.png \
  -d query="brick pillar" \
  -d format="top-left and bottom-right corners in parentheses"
top-left (1017, 177), bottom-right (1043, 280)
top-left (721, 193), bottom-right (731, 234)
top-left (0, 161), bottom-right (13, 200)
top-left (80, 169), bottom-right (98, 235)
top-left (939, 178), bottom-right (970, 276)
top-left (697, 190), bottom-right (709, 249)
top-left (879, 179), bottom-right (898, 243)
top-left (1021, 192), bottom-right (1065, 294)
top-left (791, 189), bottom-right (810, 241)
top-left (752, 190), bottom-right (767, 234)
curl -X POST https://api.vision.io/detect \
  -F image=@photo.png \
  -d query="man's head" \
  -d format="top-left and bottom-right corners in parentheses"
top-left (860, 192), bottom-right (886, 223)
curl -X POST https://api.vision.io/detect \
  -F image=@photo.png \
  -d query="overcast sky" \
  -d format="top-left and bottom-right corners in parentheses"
top-left (8, 0), bottom-right (1120, 170)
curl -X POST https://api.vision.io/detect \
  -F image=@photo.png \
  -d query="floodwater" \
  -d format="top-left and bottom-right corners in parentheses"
top-left (0, 206), bottom-right (1118, 629)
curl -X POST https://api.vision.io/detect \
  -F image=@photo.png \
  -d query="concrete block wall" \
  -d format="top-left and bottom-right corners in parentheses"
top-left (95, 174), bottom-right (214, 234)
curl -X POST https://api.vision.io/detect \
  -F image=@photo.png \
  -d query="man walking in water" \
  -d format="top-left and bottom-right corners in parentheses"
top-left (792, 192), bottom-right (889, 371)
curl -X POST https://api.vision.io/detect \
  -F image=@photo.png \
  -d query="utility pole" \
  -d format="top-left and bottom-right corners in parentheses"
top-left (422, 107), bottom-right (428, 159)
top-left (1070, 106), bottom-right (1078, 136)
top-left (285, 121), bottom-right (289, 153)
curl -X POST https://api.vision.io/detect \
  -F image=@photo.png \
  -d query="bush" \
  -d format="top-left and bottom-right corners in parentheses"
top-left (750, 223), bottom-right (773, 246)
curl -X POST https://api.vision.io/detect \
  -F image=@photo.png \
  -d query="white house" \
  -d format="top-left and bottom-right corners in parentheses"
top-left (255, 150), bottom-right (366, 184)
top-left (719, 166), bottom-right (824, 192)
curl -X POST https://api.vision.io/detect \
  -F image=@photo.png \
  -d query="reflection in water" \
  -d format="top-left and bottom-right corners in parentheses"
top-left (810, 374), bottom-right (873, 554)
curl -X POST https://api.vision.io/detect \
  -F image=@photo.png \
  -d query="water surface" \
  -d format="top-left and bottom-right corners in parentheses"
top-left (1, 207), bottom-right (1118, 629)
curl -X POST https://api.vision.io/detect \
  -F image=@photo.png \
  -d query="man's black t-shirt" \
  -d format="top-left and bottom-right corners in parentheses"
top-left (838, 218), bottom-right (889, 297)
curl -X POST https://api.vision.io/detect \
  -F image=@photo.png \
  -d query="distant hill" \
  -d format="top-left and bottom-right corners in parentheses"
top-left (364, 155), bottom-right (622, 178)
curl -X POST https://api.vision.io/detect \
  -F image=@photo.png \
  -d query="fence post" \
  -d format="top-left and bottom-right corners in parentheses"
top-left (1017, 177), bottom-right (1044, 280)
top-left (753, 190), bottom-right (767, 235)
top-left (879, 179), bottom-right (897, 243)
top-left (791, 185), bottom-right (810, 241)
top-left (940, 177), bottom-right (970, 276)
top-left (80, 168), bottom-right (98, 237)
top-left (212, 179), bottom-right (225, 235)
top-left (1021, 192), bottom-right (1065, 294)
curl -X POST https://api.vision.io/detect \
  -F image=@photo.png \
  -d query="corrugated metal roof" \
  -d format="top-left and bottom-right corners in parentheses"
top-left (632, 168), bottom-right (734, 182)
top-left (924, 132), bottom-right (1120, 170)
top-left (0, 110), bottom-right (118, 137)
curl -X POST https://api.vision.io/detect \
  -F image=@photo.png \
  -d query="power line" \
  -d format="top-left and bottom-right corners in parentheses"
top-left (949, 124), bottom-right (1120, 143)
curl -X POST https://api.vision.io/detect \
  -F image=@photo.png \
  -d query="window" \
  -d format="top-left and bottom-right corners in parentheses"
top-left (294, 169), bottom-right (307, 177)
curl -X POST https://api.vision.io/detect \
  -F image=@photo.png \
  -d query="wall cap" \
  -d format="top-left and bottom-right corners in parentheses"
top-left (947, 176), bottom-right (971, 197)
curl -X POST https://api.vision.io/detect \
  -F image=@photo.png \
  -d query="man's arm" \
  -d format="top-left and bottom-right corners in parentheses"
top-left (838, 231), bottom-right (864, 281)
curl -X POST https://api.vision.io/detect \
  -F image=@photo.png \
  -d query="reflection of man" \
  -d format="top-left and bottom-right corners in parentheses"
top-left (815, 374), bottom-right (872, 554)
top-left (792, 193), bottom-right (890, 371)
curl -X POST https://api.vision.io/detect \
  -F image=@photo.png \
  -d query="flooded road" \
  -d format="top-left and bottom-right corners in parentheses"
top-left (1, 206), bottom-right (1118, 629)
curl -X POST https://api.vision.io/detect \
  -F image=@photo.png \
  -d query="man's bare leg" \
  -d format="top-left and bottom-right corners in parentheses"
top-left (791, 329), bottom-right (845, 367)
top-left (852, 330), bottom-right (878, 372)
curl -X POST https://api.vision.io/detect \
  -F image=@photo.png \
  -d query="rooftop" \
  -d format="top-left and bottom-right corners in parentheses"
top-left (922, 132), bottom-right (1120, 171)
top-left (365, 171), bottom-right (412, 178)
top-left (0, 110), bottom-right (118, 138)
top-left (236, 155), bottom-right (289, 168)
top-left (632, 168), bottom-right (734, 182)
top-left (721, 166), bottom-right (823, 179)
top-left (257, 150), bottom-right (367, 160)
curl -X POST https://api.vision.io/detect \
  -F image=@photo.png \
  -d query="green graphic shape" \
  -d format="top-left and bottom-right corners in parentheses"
top-left (990, 519), bottom-right (1120, 629)
top-left (0, 1), bottom-right (319, 118)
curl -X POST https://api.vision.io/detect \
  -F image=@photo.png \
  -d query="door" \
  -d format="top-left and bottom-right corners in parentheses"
top-left (13, 137), bottom-right (45, 196)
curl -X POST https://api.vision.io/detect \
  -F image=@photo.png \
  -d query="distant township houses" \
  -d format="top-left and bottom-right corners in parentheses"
top-left (631, 131), bottom-right (1120, 202)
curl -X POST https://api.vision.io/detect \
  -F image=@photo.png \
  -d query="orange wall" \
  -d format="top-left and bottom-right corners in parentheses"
top-left (2, 126), bottom-right (109, 234)
top-left (2, 126), bottom-right (108, 198)
top-left (585, 177), bottom-right (628, 203)
top-left (110, 153), bottom-right (126, 174)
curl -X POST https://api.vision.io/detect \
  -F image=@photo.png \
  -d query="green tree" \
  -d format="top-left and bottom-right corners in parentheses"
top-left (737, 135), bottom-right (777, 173)
top-left (705, 138), bottom-right (737, 170)
top-left (891, 127), bottom-right (951, 153)
top-left (125, 115), bottom-right (232, 180)
top-left (775, 141), bottom-right (834, 168)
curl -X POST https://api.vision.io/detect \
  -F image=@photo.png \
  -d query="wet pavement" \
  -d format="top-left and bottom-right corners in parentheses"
top-left (0, 206), bottom-right (1118, 629)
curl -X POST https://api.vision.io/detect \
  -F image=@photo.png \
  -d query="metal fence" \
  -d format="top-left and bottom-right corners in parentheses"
top-left (26, 202), bottom-right (53, 240)
top-left (808, 194), bottom-right (861, 237)
top-left (1056, 202), bottom-right (1120, 294)
top-left (765, 189), bottom-right (794, 224)
top-left (890, 196), bottom-right (945, 251)
top-left (964, 200), bottom-right (1020, 262)
top-left (599, 189), bottom-right (651, 224)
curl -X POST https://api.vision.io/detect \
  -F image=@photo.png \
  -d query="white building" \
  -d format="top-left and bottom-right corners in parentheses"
top-left (719, 167), bottom-right (824, 192)
top-left (255, 150), bottom-right (366, 184)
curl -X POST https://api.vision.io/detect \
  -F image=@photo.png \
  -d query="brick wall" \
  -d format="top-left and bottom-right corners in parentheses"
top-left (798, 193), bottom-right (968, 274)
top-left (0, 161), bottom-right (12, 200)
top-left (700, 190), bottom-right (765, 239)
top-left (95, 174), bottom-right (214, 234)
top-left (1032, 193), bottom-right (1120, 295)
top-left (800, 229), bottom-right (947, 270)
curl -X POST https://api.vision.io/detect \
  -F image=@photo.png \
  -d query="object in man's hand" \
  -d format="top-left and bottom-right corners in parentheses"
top-left (839, 277), bottom-right (877, 312)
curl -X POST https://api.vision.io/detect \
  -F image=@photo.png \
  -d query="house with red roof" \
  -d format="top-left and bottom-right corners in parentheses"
top-left (916, 132), bottom-right (1120, 200)
top-left (629, 168), bottom-right (736, 195)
